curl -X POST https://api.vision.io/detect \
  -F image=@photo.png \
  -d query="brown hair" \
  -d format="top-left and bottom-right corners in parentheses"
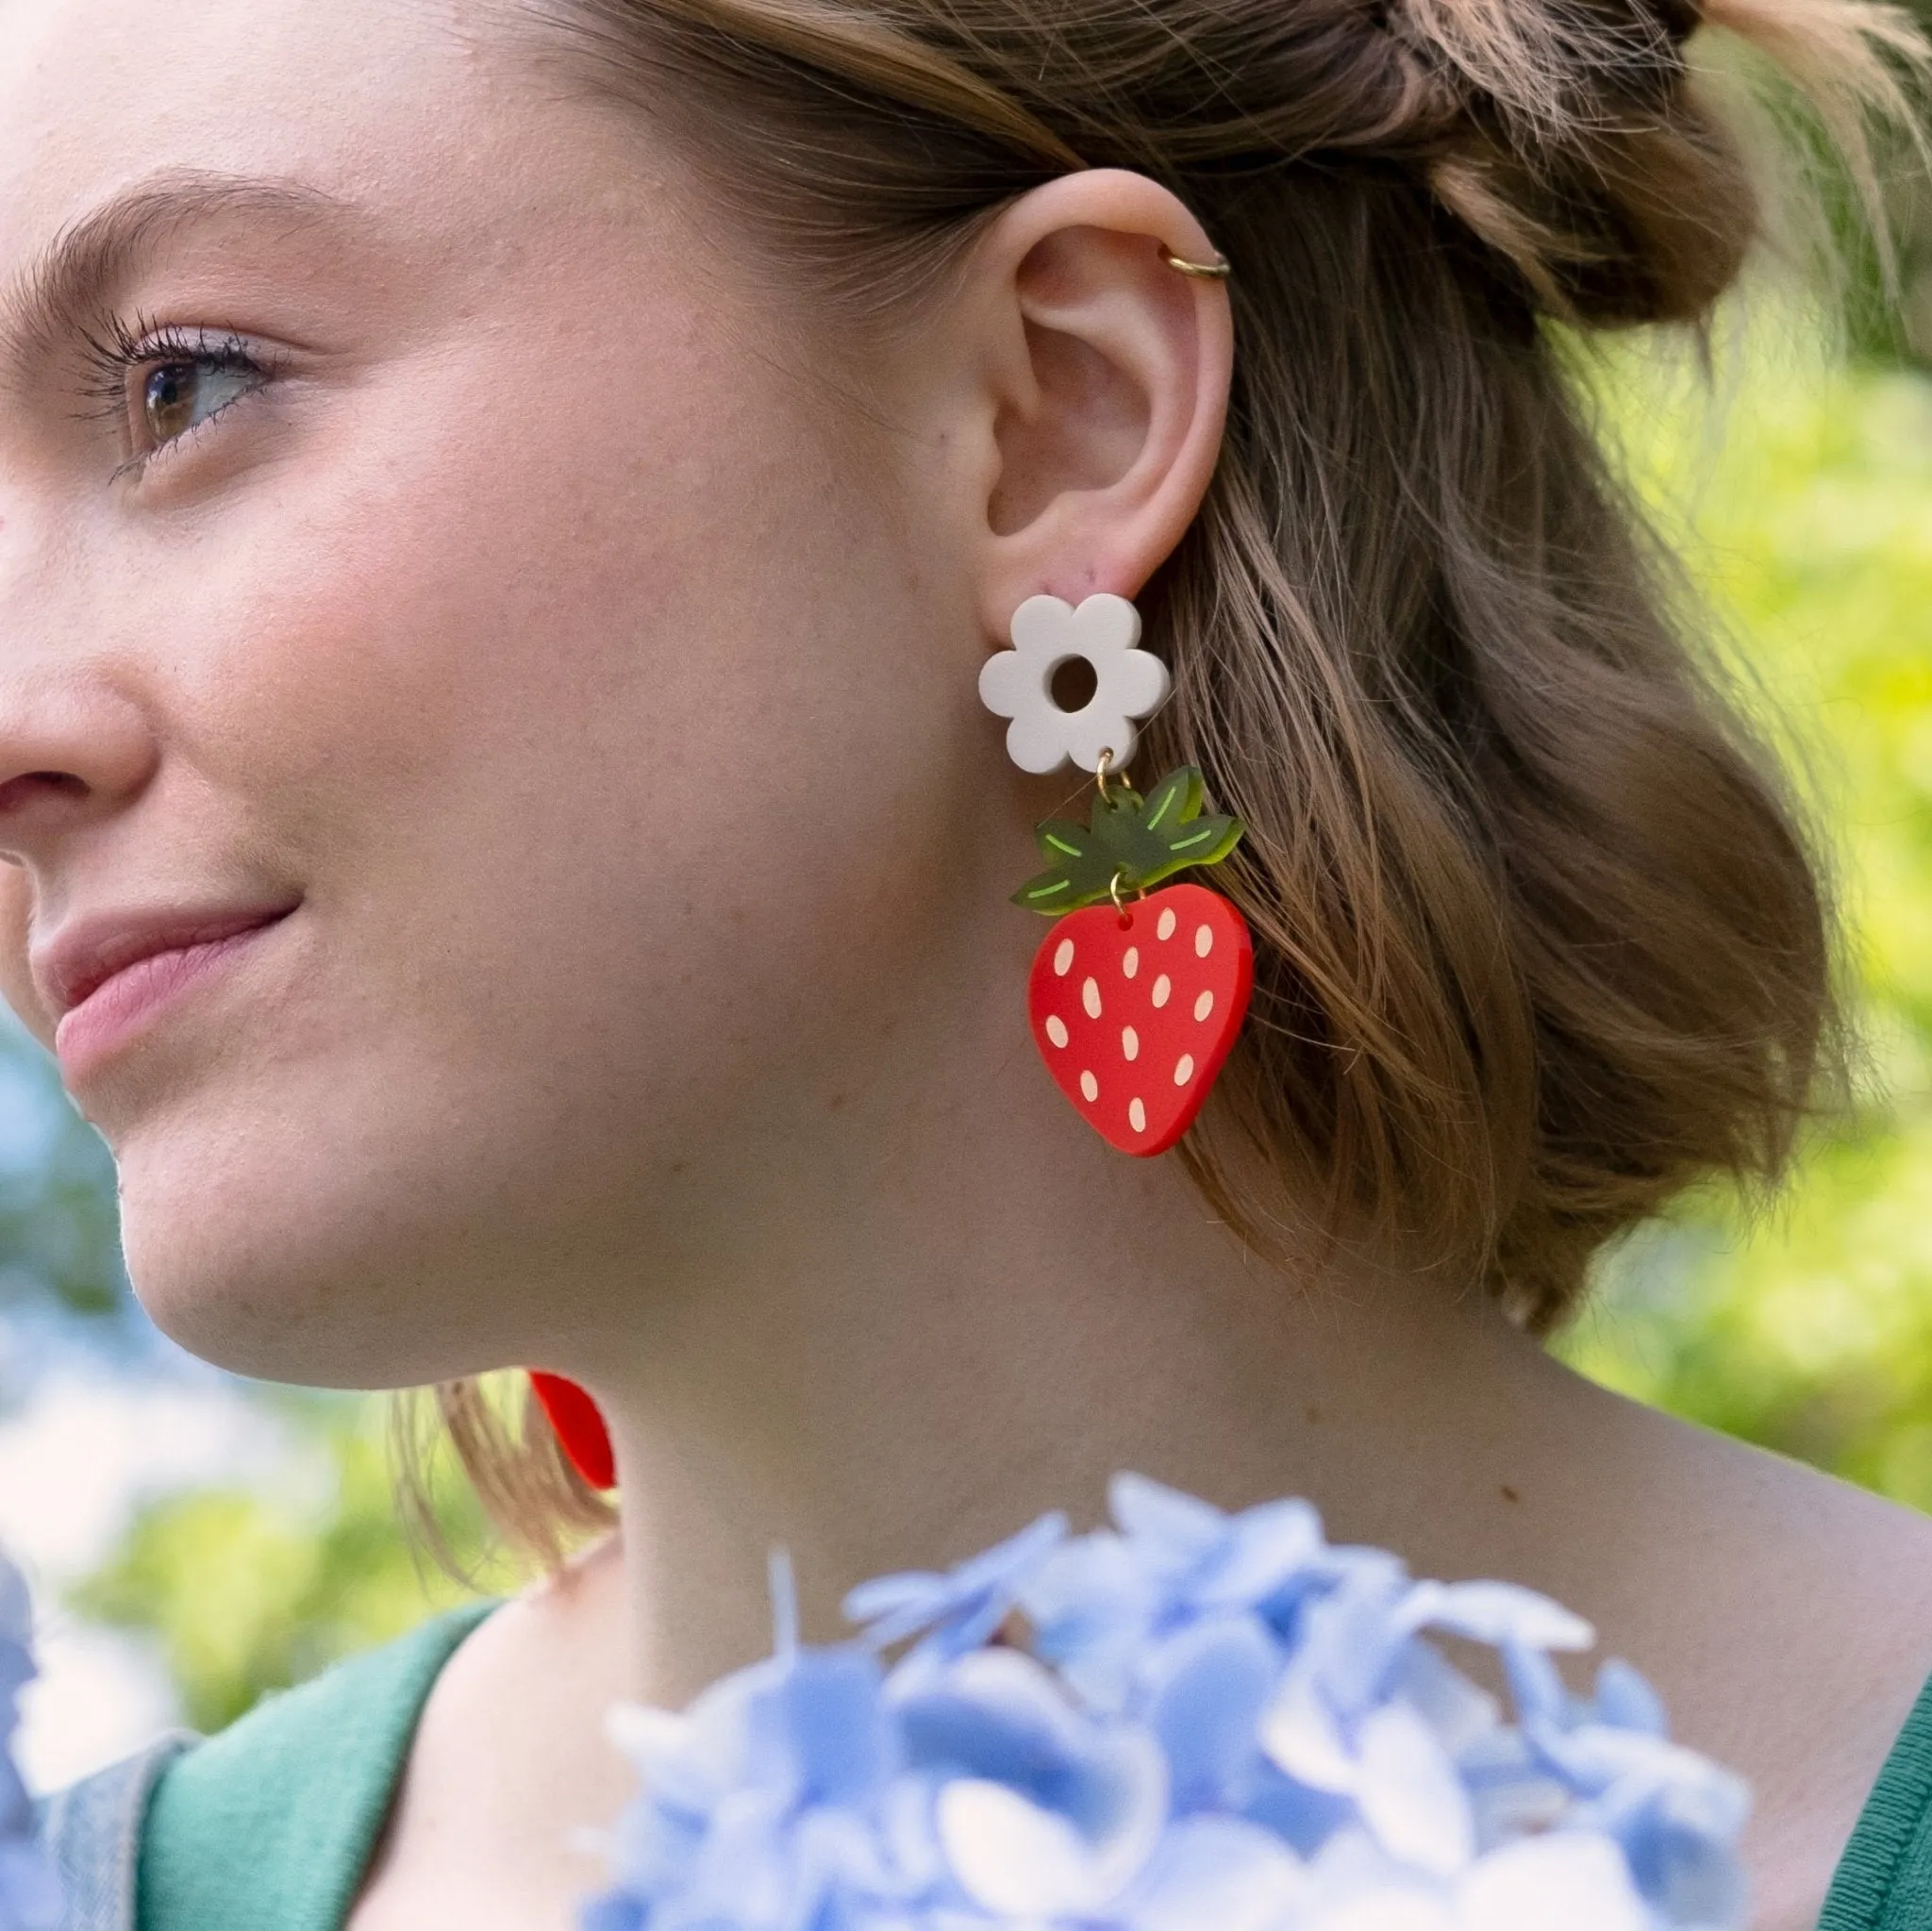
top-left (427, 0), bottom-right (1924, 1558)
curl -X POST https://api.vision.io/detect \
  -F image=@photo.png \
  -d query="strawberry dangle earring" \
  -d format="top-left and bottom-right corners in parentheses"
top-left (521, 592), bottom-right (1241, 1477)
top-left (529, 1370), bottom-right (617, 1491)
top-left (979, 593), bottom-right (1254, 1155)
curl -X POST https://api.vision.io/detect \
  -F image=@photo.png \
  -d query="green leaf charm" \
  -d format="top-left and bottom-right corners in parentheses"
top-left (1014, 766), bottom-right (1244, 913)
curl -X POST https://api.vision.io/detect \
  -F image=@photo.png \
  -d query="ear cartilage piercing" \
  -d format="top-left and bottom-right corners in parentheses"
top-left (1161, 248), bottom-right (1232, 279)
top-left (979, 592), bottom-right (1254, 1155)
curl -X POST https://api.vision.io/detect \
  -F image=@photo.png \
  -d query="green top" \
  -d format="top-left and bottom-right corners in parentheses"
top-left (1819, 1671), bottom-right (1932, 1929)
top-left (136, 1602), bottom-right (495, 1931)
top-left (128, 1607), bottom-right (1932, 1929)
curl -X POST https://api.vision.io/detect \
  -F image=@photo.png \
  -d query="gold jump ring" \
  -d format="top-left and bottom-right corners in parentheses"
top-left (1095, 747), bottom-right (1124, 804)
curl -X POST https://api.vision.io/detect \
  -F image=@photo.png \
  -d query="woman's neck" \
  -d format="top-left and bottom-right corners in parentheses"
top-left (402, 1042), bottom-right (1932, 1931)
top-left (592, 1098), bottom-right (1565, 1707)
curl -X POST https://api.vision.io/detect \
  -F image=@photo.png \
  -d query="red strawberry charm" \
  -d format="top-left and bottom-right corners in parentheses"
top-left (529, 1370), bottom-right (617, 1490)
top-left (1029, 882), bottom-right (1253, 1154)
top-left (1011, 765), bottom-right (1252, 1156)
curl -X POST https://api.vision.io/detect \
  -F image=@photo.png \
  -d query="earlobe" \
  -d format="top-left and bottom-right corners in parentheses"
top-left (971, 170), bottom-right (1233, 636)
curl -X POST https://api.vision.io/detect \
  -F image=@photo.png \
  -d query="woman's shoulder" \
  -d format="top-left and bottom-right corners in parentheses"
top-left (1574, 1384), bottom-right (1932, 1929)
top-left (1757, 1458), bottom-right (1932, 1928)
top-left (346, 1543), bottom-right (636, 1927)
top-left (1737, 1452), bottom-right (1932, 1929)
top-left (1822, 1665), bottom-right (1932, 1931)
top-left (45, 1602), bottom-right (495, 1931)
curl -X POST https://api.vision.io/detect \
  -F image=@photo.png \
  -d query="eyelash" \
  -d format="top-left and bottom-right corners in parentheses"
top-left (75, 308), bottom-right (279, 477)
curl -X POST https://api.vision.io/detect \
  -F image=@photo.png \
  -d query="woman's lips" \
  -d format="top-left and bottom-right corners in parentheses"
top-left (49, 907), bottom-right (296, 1085)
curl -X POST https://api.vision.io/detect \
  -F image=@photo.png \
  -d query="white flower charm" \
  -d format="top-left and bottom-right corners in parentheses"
top-left (978, 593), bottom-right (1172, 775)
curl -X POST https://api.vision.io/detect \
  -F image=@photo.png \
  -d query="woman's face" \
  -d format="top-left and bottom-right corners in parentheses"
top-left (0, 0), bottom-right (1016, 1383)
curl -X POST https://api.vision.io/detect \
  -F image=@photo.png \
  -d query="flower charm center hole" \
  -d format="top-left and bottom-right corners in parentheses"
top-left (1049, 656), bottom-right (1099, 713)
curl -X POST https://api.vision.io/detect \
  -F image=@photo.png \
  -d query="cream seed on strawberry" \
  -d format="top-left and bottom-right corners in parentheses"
top-left (1158, 907), bottom-right (1177, 941)
top-left (1174, 1054), bottom-right (1195, 1084)
top-left (1194, 990), bottom-right (1214, 1022)
top-left (1054, 938), bottom-right (1075, 975)
top-left (1080, 1070), bottom-right (1100, 1102)
top-left (1082, 977), bottom-right (1103, 1017)
top-left (1152, 974), bottom-right (1172, 1007)
top-left (1129, 1098), bottom-right (1147, 1133)
top-left (1123, 1026), bottom-right (1140, 1060)
top-left (1045, 1015), bottom-right (1069, 1048)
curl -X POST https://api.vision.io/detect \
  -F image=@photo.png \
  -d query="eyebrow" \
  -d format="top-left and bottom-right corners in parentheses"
top-left (0, 170), bottom-right (356, 375)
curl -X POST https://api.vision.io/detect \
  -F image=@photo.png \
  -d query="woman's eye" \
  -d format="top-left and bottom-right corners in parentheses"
top-left (138, 355), bottom-right (262, 452)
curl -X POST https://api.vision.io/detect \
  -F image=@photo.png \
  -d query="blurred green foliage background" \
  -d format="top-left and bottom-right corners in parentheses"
top-left (68, 1415), bottom-right (489, 1734)
top-left (1559, 332), bottom-right (1932, 1502)
top-left (6, 302), bottom-right (1932, 1738)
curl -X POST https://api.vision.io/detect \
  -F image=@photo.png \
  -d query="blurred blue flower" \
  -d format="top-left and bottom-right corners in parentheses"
top-left (587, 1640), bottom-right (909, 1931)
top-left (588, 1477), bottom-right (1750, 1931)
top-left (1503, 1642), bottom-right (1751, 1928)
top-left (844, 1511), bottom-right (1066, 1682)
top-left (1259, 1555), bottom-right (1595, 1876)
top-left (1019, 1475), bottom-right (1345, 1710)
top-left (0, 1560), bottom-right (59, 1931)
top-left (900, 1647), bottom-right (1169, 1916)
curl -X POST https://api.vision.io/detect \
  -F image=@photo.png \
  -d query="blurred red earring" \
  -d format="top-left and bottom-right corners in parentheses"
top-left (529, 1371), bottom-right (617, 1490)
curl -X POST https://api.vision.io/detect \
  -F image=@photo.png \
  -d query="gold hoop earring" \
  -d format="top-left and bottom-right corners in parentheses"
top-left (1161, 248), bottom-right (1231, 280)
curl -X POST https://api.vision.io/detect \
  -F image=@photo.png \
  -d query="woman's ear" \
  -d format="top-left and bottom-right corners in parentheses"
top-left (952, 169), bottom-right (1233, 641)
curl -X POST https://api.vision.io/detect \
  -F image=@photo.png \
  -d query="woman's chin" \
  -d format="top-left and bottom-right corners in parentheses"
top-left (113, 1140), bottom-right (478, 1390)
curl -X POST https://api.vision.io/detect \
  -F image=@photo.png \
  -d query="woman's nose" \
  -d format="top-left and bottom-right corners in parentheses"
top-left (0, 658), bottom-right (159, 853)
top-left (0, 603), bottom-right (159, 862)
top-left (0, 503), bottom-right (160, 861)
